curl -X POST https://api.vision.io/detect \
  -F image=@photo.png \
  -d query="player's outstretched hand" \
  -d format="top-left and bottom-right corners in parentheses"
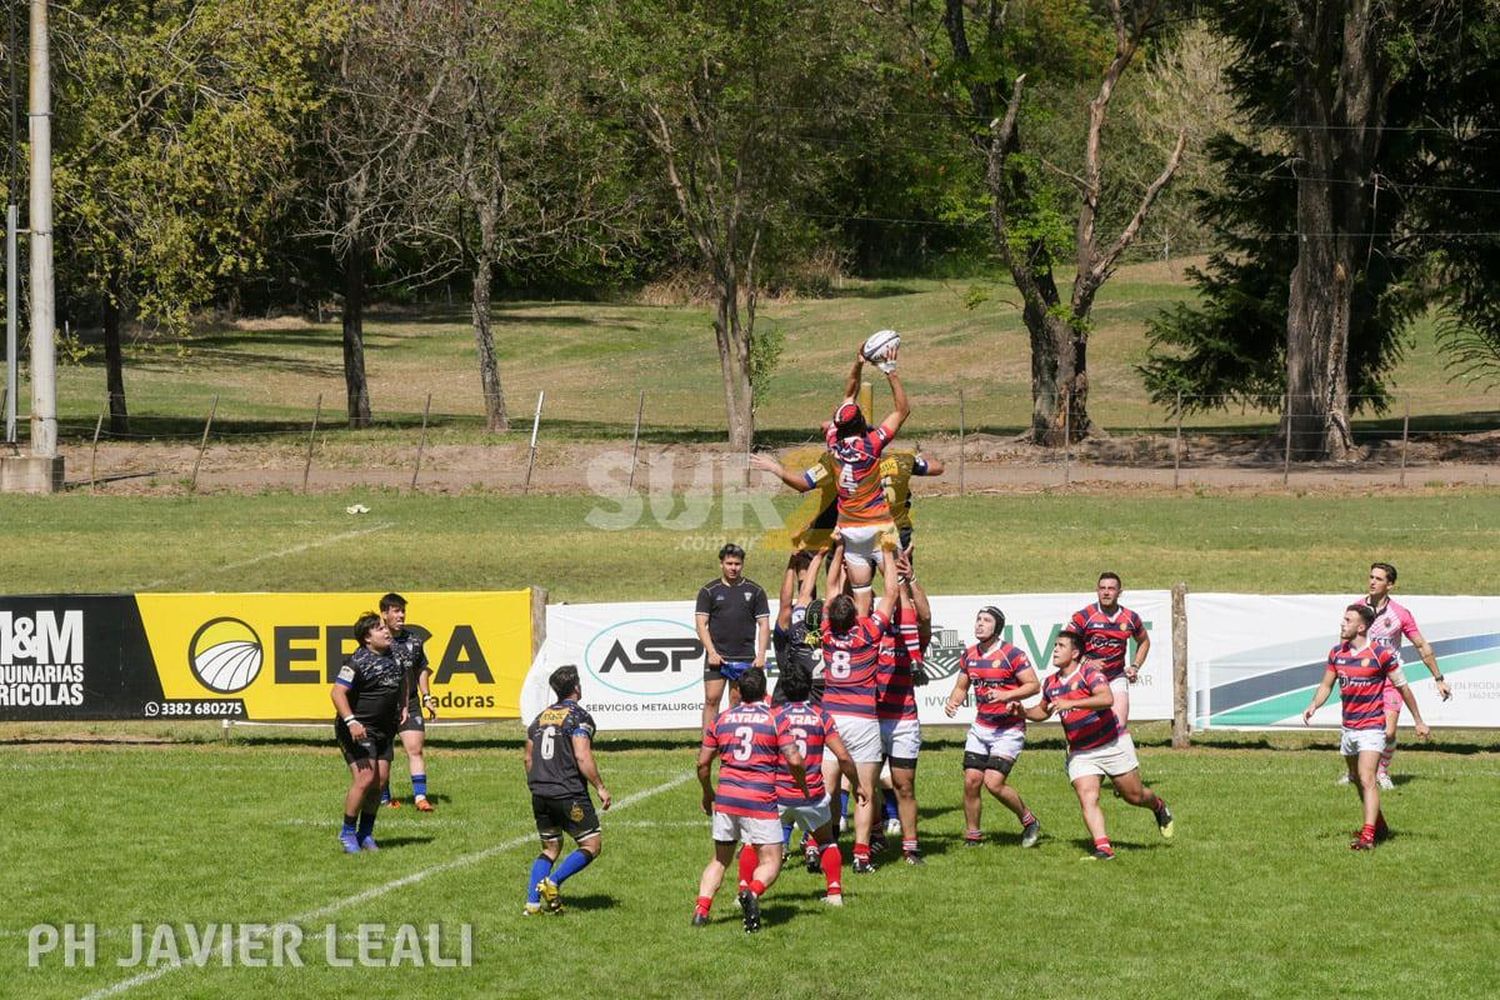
top-left (749, 452), bottom-right (780, 474)
top-left (598, 786), bottom-right (612, 811)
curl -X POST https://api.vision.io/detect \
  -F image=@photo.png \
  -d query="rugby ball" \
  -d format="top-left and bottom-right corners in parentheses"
top-left (861, 329), bottom-right (900, 363)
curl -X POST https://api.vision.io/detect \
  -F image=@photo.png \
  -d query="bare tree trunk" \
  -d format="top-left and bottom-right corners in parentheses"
top-left (470, 239), bottom-right (509, 434)
top-left (102, 273), bottom-right (128, 435)
top-left (711, 267), bottom-right (753, 451)
top-left (341, 238), bottom-right (373, 429)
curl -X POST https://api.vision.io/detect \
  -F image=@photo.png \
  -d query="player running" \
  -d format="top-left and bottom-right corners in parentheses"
top-left (876, 554), bottom-right (929, 864)
top-left (1354, 561), bottom-right (1452, 789)
top-left (819, 556), bottom-right (899, 873)
top-left (523, 666), bottom-right (611, 914)
top-left (944, 606), bottom-right (1042, 849)
top-left (748, 665), bottom-right (865, 906)
top-left (1022, 630), bottom-right (1174, 861)
top-left (379, 593), bottom-right (436, 811)
top-left (694, 668), bottom-right (808, 932)
top-left (752, 346), bottom-right (910, 617)
top-left (1068, 572), bottom-right (1150, 727)
top-left (330, 612), bottom-right (405, 853)
top-left (1303, 604), bottom-right (1431, 849)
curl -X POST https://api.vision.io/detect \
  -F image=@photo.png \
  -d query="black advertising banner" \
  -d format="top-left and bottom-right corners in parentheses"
top-left (0, 596), bottom-right (165, 720)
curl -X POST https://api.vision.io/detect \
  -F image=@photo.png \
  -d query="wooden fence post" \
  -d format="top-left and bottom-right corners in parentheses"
top-left (1173, 390), bottom-right (1183, 490)
top-left (523, 390), bottom-right (544, 495)
top-left (1172, 581), bottom-right (1190, 748)
top-left (1399, 400), bottom-right (1410, 487)
top-left (627, 390), bottom-right (645, 492)
top-left (958, 387), bottom-right (966, 497)
top-left (303, 393), bottom-right (322, 494)
top-left (190, 394), bottom-right (219, 493)
top-left (89, 409), bottom-right (104, 492)
top-left (411, 392), bottom-right (432, 491)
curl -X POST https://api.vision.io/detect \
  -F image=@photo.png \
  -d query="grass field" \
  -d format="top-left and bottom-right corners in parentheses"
top-left (23, 262), bottom-right (1500, 445)
top-left (6, 730), bottom-right (1499, 999)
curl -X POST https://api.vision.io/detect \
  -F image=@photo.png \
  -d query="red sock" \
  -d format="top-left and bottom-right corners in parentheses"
top-left (853, 842), bottom-right (870, 861)
top-left (695, 895), bottom-right (712, 917)
top-left (1094, 836), bottom-right (1114, 855)
top-left (1361, 823), bottom-right (1376, 842)
top-left (901, 838), bottom-right (918, 854)
top-left (1019, 808), bottom-right (1036, 827)
top-left (748, 878), bottom-right (766, 897)
top-left (737, 845), bottom-right (756, 888)
top-left (820, 843), bottom-right (843, 894)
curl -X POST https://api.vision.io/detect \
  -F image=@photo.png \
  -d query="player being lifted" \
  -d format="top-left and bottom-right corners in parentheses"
top-left (1023, 630), bottom-right (1174, 861)
top-left (1304, 604), bottom-right (1430, 850)
top-left (1353, 562), bottom-right (1451, 789)
top-left (524, 665), bottom-right (611, 914)
top-left (752, 343), bottom-right (910, 617)
top-left (694, 668), bottom-right (808, 932)
top-left (1068, 572), bottom-right (1150, 727)
top-left (379, 593), bottom-right (437, 811)
top-left (944, 606), bottom-right (1042, 849)
top-left (330, 612), bottom-right (406, 853)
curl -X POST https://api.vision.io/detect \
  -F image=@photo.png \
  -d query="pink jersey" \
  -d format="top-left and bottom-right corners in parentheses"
top-left (1068, 603), bottom-right (1146, 682)
top-left (1361, 597), bottom-right (1420, 651)
top-left (821, 611), bottom-right (887, 720)
top-left (773, 701), bottom-right (836, 805)
top-left (960, 640), bottom-right (1033, 732)
top-left (1327, 640), bottom-right (1400, 730)
top-left (703, 702), bottom-right (795, 820)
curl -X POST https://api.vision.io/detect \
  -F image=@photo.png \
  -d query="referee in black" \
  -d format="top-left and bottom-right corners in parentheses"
top-left (330, 611), bottom-right (406, 853)
top-left (695, 542), bottom-right (770, 735)
top-left (524, 665), bottom-right (611, 915)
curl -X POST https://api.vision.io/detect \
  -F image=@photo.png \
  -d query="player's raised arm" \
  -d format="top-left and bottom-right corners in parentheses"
top-left (842, 350), bottom-right (866, 401)
top-left (751, 452), bottom-right (816, 492)
top-left (879, 365), bottom-right (911, 439)
top-left (1302, 665), bottom-right (1339, 724)
top-left (872, 554), bottom-right (900, 621)
top-left (916, 452), bottom-right (945, 476)
top-left (798, 549), bottom-right (826, 605)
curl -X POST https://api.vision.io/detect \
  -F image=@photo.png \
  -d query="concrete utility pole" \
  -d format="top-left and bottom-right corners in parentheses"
top-left (5, 0), bottom-right (19, 446)
top-left (1, 0), bottom-right (63, 492)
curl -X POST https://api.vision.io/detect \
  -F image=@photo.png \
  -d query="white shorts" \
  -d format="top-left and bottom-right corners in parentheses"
top-left (879, 718), bottom-right (922, 761)
top-left (1340, 727), bottom-right (1387, 756)
top-left (711, 811), bottom-right (785, 845)
top-left (964, 723), bottom-right (1026, 763)
top-left (779, 795), bottom-right (834, 833)
top-left (1108, 676), bottom-right (1130, 696)
top-left (839, 522), bottom-right (898, 571)
top-left (1065, 732), bottom-right (1141, 781)
top-left (830, 713), bottom-right (883, 764)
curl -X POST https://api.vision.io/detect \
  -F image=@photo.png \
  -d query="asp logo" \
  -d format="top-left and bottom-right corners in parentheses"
top-left (189, 617), bottom-right (265, 694)
top-left (583, 618), bottom-right (704, 697)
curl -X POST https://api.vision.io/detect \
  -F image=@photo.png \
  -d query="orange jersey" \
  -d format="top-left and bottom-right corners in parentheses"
top-left (821, 424), bottom-right (894, 527)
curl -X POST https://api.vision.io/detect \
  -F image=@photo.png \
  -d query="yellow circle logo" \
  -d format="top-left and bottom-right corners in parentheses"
top-left (188, 617), bottom-right (265, 694)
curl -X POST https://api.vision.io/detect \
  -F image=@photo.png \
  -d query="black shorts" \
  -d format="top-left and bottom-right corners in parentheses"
top-left (335, 718), bottom-right (394, 765)
top-left (899, 525), bottom-right (913, 553)
top-left (398, 704), bottom-right (426, 734)
top-left (532, 793), bottom-right (600, 842)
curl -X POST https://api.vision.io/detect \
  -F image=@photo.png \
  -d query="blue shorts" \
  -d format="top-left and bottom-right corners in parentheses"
top-left (717, 660), bottom-right (752, 683)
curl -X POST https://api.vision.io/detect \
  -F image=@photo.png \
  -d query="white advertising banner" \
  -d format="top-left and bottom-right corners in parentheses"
top-left (522, 592), bottom-right (1172, 731)
top-left (1187, 594), bottom-right (1500, 729)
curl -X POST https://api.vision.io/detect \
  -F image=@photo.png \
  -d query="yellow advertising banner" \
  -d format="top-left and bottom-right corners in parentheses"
top-left (133, 591), bottom-right (533, 721)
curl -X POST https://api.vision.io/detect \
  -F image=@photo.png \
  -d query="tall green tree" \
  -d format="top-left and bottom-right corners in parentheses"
top-left (50, 0), bottom-right (348, 432)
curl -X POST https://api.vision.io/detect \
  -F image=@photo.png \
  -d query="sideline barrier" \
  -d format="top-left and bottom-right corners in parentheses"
top-left (0, 591), bottom-right (534, 721)
top-left (522, 593), bottom-right (1171, 731)
top-left (1189, 593), bottom-right (1500, 730)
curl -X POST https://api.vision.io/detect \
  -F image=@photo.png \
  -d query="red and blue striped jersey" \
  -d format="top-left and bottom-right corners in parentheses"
top-left (821, 611), bottom-right (887, 720)
top-left (773, 701), bottom-right (836, 805)
top-left (1068, 603), bottom-right (1146, 681)
top-left (1328, 640), bottom-right (1400, 730)
top-left (1044, 663), bottom-right (1121, 752)
top-left (702, 702), bottom-right (795, 820)
top-left (876, 613), bottom-right (919, 722)
top-left (961, 640), bottom-right (1033, 731)
top-left (822, 424), bottom-right (894, 527)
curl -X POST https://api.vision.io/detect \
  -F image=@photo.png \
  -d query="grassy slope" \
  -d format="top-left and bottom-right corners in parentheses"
top-left (27, 262), bottom-right (1499, 443)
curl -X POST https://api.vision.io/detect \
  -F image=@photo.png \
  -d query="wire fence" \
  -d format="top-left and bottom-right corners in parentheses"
top-left (16, 386), bottom-right (1497, 494)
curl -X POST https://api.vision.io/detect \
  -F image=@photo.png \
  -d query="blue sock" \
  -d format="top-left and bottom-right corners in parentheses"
top-left (412, 774), bottom-right (428, 799)
top-left (782, 823), bottom-right (794, 847)
top-left (551, 849), bottom-right (593, 886)
top-left (840, 789), bottom-right (850, 819)
top-left (883, 789), bottom-right (899, 823)
top-left (379, 784), bottom-right (391, 804)
top-left (527, 856), bottom-right (554, 904)
top-left (341, 814), bottom-right (357, 837)
top-left (356, 811), bottom-right (376, 840)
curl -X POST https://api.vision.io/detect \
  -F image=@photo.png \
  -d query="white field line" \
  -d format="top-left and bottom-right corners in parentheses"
top-left (76, 771), bottom-right (694, 1000)
top-left (138, 521), bottom-right (396, 591)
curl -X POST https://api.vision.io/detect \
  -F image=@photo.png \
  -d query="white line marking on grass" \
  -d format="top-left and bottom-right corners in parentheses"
top-left (78, 770), bottom-right (694, 1000)
top-left (137, 522), bottom-right (397, 590)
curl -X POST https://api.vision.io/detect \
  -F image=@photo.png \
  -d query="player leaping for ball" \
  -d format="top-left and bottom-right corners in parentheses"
top-left (752, 339), bottom-right (910, 620)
